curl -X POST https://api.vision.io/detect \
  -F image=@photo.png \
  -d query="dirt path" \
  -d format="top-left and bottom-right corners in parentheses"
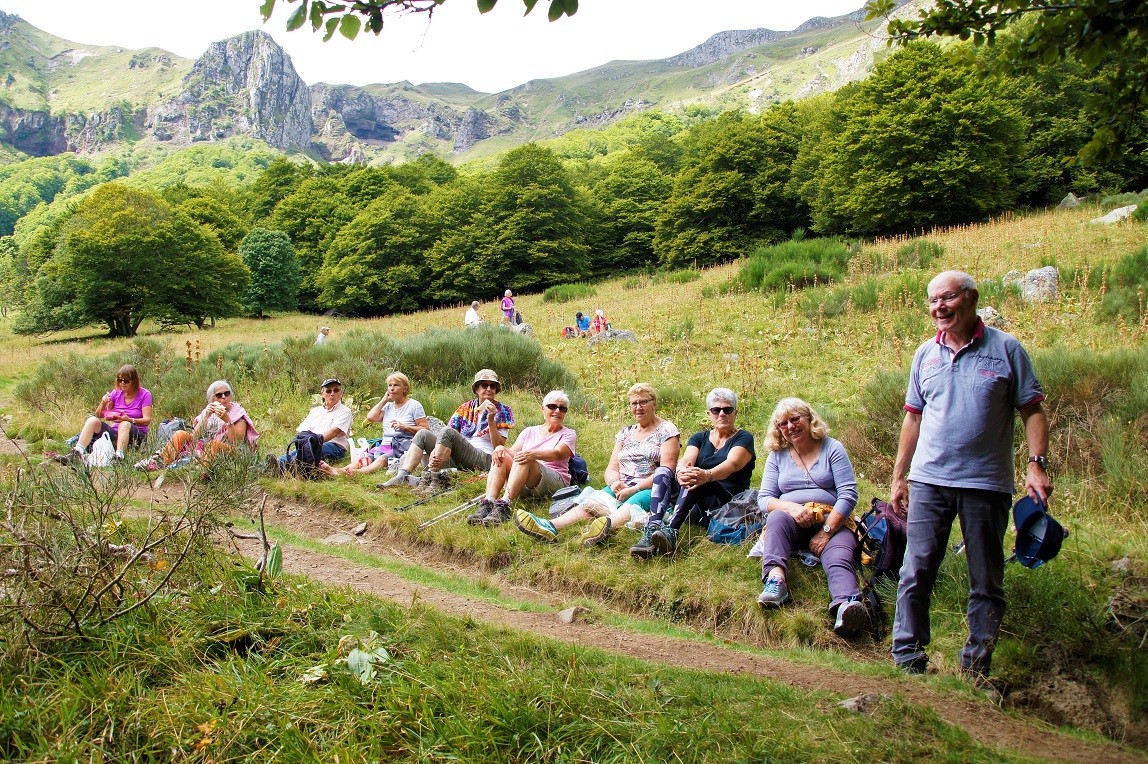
top-left (214, 493), bottom-right (1145, 764)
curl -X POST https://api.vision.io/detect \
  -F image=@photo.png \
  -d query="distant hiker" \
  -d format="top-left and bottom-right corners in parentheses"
top-left (138, 380), bottom-right (259, 471)
top-left (751, 397), bottom-right (865, 638)
top-left (516, 383), bottom-right (679, 547)
top-left (464, 300), bottom-right (483, 328)
top-left (890, 270), bottom-right (1052, 682)
top-left (501, 289), bottom-right (515, 324)
top-left (591, 309), bottom-right (608, 333)
top-left (57, 364), bottom-right (153, 465)
top-left (474, 390), bottom-right (576, 528)
top-left (324, 372), bottom-right (428, 478)
top-left (315, 326), bottom-right (331, 344)
top-left (632, 388), bottom-right (755, 559)
top-left (267, 378), bottom-right (353, 476)
top-left (380, 369), bottom-right (515, 495)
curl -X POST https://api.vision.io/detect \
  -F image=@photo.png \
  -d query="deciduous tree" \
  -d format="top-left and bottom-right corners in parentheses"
top-left (240, 228), bottom-right (301, 318)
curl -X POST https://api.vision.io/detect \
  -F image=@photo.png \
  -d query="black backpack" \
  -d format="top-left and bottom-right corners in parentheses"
top-left (567, 454), bottom-right (590, 485)
top-left (285, 431), bottom-right (325, 479)
top-left (853, 498), bottom-right (908, 638)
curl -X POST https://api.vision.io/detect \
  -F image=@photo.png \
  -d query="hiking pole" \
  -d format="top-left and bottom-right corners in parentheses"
top-left (417, 494), bottom-right (484, 530)
top-left (393, 482), bottom-right (461, 512)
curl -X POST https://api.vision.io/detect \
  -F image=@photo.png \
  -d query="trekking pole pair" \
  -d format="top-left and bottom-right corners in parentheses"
top-left (417, 494), bottom-right (484, 530)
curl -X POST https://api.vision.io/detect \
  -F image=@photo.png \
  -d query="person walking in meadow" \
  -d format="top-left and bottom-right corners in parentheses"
top-left (752, 398), bottom-right (866, 637)
top-left (631, 387), bottom-right (755, 559)
top-left (890, 270), bottom-right (1052, 682)
top-left (57, 364), bottom-right (153, 465)
top-left (474, 390), bottom-right (577, 528)
top-left (501, 290), bottom-right (515, 324)
top-left (515, 383), bottom-right (679, 547)
top-left (379, 369), bottom-right (514, 494)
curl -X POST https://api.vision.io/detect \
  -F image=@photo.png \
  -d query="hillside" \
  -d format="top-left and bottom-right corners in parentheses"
top-left (0, 3), bottom-right (914, 163)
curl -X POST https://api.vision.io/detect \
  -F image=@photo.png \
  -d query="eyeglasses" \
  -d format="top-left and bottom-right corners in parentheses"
top-left (476, 382), bottom-right (498, 390)
top-left (629, 398), bottom-right (654, 408)
top-left (926, 288), bottom-right (967, 307)
top-left (708, 406), bottom-right (735, 415)
top-left (545, 403), bottom-right (569, 413)
top-left (323, 388), bottom-right (341, 394)
top-left (215, 390), bottom-right (232, 398)
top-left (778, 414), bottom-right (805, 429)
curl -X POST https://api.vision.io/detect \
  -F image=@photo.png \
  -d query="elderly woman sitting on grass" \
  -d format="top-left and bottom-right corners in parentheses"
top-left (137, 380), bottom-right (259, 471)
top-left (515, 383), bottom-right (678, 547)
top-left (750, 397), bottom-right (866, 637)
top-left (631, 387), bottom-right (755, 559)
top-left (467, 390), bottom-right (577, 528)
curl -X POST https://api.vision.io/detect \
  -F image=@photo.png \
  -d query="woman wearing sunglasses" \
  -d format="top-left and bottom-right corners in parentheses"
top-left (58, 364), bottom-right (153, 465)
top-left (632, 387), bottom-right (755, 559)
top-left (751, 397), bottom-right (865, 637)
top-left (472, 390), bottom-right (577, 528)
top-left (137, 380), bottom-right (259, 471)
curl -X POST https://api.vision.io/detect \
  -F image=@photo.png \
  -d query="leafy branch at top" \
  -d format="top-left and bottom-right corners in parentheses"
top-left (259, 0), bottom-right (578, 42)
top-left (865, 0), bottom-right (1148, 160)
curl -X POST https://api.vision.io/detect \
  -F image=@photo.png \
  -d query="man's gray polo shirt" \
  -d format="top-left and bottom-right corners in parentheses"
top-left (905, 319), bottom-right (1044, 494)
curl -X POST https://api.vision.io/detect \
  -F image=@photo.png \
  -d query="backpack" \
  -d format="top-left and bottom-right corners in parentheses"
top-left (853, 498), bottom-right (908, 638)
top-left (285, 431), bottom-right (326, 479)
top-left (567, 454), bottom-right (590, 486)
top-left (706, 489), bottom-right (765, 545)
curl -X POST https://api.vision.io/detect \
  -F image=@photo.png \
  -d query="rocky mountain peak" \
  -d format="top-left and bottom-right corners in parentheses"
top-left (665, 29), bottom-right (783, 68)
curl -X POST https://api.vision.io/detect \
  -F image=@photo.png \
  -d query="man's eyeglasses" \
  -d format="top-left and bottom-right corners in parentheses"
top-left (545, 403), bottom-right (569, 413)
top-left (323, 387), bottom-right (341, 394)
top-left (778, 414), bottom-right (805, 429)
top-left (476, 382), bottom-right (498, 390)
top-left (629, 398), bottom-right (654, 408)
top-left (926, 288), bottom-right (967, 307)
top-left (709, 406), bottom-right (735, 415)
top-left (215, 390), bottom-right (232, 398)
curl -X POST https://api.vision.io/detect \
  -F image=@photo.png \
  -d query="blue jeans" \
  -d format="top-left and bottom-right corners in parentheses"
top-left (278, 441), bottom-right (346, 467)
top-left (891, 481), bottom-right (1010, 675)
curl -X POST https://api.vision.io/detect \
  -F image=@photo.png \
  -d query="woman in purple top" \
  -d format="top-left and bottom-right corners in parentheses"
top-left (61, 364), bottom-right (154, 464)
top-left (752, 397), bottom-right (866, 637)
top-left (501, 289), bottom-right (515, 324)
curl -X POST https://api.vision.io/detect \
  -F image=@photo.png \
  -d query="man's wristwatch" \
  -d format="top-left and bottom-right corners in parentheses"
top-left (1028, 455), bottom-right (1050, 470)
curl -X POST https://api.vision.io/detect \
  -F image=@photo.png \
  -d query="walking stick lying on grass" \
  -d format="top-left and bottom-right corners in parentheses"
top-left (391, 471), bottom-right (487, 513)
top-left (417, 494), bottom-right (484, 530)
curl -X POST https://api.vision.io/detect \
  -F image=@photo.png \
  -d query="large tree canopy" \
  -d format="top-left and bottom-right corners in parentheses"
top-left (866, 0), bottom-right (1148, 158)
top-left (260, 0), bottom-right (576, 42)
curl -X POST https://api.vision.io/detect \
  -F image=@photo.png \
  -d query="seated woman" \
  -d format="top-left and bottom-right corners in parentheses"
top-left (590, 309), bottom-right (608, 334)
top-left (326, 372), bottom-right (429, 477)
top-left (469, 390), bottom-right (577, 528)
top-left (631, 387), bottom-right (755, 559)
top-left (140, 380), bottom-right (258, 470)
top-left (58, 364), bottom-right (153, 465)
top-left (751, 398), bottom-right (866, 637)
top-left (516, 383), bottom-right (678, 547)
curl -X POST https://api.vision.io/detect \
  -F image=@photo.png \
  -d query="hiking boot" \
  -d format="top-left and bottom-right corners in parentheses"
top-left (431, 470), bottom-right (452, 493)
top-left (630, 523), bottom-right (659, 560)
top-left (54, 448), bottom-right (85, 467)
top-left (414, 471), bottom-right (437, 496)
top-left (650, 525), bottom-right (677, 557)
top-left (265, 453), bottom-right (283, 477)
top-left (756, 577), bottom-right (790, 608)
top-left (515, 509), bottom-right (558, 542)
top-left (898, 655), bottom-right (929, 675)
top-left (467, 498), bottom-right (495, 526)
top-left (482, 499), bottom-right (512, 527)
top-left (833, 599), bottom-right (869, 637)
top-left (579, 516), bottom-right (612, 548)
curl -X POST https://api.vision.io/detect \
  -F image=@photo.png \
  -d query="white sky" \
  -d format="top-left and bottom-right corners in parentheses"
top-left (0, 0), bottom-right (866, 93)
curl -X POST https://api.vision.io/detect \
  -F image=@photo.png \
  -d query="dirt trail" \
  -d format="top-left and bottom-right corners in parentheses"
top-left (215, 493), bottom-right (1145, 764)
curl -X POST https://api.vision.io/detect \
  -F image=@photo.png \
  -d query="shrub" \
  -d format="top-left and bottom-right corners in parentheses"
top-left (542, 283), bottom-right (596, 304)
top-left (895, 239), bottom-right (944, 270)
top-left (1099, 190), bottom-right (1145, 209)
top-left (652, 269), bottom-right (701, 285)
top-left (732, 239), bottom-right (851, 293)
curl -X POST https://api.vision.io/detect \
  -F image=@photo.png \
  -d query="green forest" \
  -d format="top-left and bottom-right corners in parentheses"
top-left (1, 40), bottom-right (1146, 335)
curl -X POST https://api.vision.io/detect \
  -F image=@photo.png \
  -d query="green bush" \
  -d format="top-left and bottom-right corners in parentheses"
top-left (895, 239), bottom-right (944, 270)
top-left (1100, 190), bottom-right (1145, 209)
top-left (652, 269), bottom-right (701, 285)
top-left (542, 282), bottom-right (597, 304)
top-left (732, 239), bottom-right (851, 293)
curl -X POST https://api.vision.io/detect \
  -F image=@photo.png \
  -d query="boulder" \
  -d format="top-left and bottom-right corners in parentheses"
top-left (1001, 270), bottom-right (1023, 289)
top-left (1022, 266), bottom-right (1059, 303)
top-left (588, 329), bottom-right (637, 347)
top-left (977, 306), bottom-right (1010, 329)
top-left (1090, 205), bottom-right (1137, 224)
top-left (1057, 192), bottom-right (1081, 209)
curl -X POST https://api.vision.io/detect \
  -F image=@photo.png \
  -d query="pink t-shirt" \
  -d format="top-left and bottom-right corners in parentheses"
top-left (513, 424), bottom-right (577, 484)
top-left (105, 387), bottom-right (153, 434)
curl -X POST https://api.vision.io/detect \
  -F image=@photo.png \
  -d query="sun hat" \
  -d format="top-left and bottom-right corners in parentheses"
top-left (1012, 495), bottom-right (1067, 569)
top-left (472, 369), bottom-right (501, 393)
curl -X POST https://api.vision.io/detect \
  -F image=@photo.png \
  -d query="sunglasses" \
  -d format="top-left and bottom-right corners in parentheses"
top-left (476, 382), bottom-right (499, 390)
top-left (215, 390), bottom-right (232, 398)
top-left (545, 403), bottom-right (569, 413)
top-left (708, 406), bottom-right (735, 415)
top-left (323, 388), bottom-right (341, 394)
top-left (115, 377), bottom-right (131, 384)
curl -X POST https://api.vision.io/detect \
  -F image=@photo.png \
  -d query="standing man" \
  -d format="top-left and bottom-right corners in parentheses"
top-left (890, 270), bottom-right (1052, 682)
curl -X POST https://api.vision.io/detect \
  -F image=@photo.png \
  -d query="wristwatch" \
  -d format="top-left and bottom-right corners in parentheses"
top-left (1028, 455), bottom-right (1050, 470)
top-left (822, 523), bottom-right (834, 534)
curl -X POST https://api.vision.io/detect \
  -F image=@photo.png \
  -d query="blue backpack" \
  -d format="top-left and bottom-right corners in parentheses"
top-left (705, 489), bottom-right (765, 545)
top-left (853, 498), bottom-right (909, 638)
top-left (568, 454), bottom-right (590, 485)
